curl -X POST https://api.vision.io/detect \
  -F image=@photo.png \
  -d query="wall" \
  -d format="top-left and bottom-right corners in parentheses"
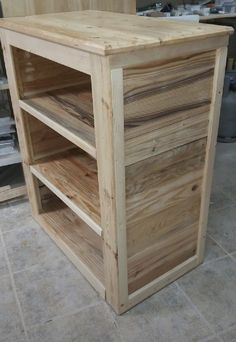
top-left (1, 0), bottom-right (136, 17)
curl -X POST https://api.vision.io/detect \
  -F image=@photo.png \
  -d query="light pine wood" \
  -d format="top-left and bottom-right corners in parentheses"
top-left (92, 58), bottom-right (128, 313)
top-left (0, 11), bottom-right (231, 314)
top-left (1, 0), bottom-right (136, 17)
top-left (11, 47), bottom-right (90, 98)
top-left (0, 11), bottom-right (232, 56)
top-left (0, 31), bottom-right (42, 215)
top-left (24, 113), bottom-right (74, 161)
top-left (126, 138), bottom-right (206, 293)
top-left (19, 83), bottom-right (95, 158)
top-left (30, 149), bottom-right (101, 236)
top-left (197, 47), bottom-right (228, 262)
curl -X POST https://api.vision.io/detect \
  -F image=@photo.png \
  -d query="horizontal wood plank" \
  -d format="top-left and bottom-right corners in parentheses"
top-left (20, 84), bottom-right (96, 158)
top-left (0, 11), bottom-right (232, 55)
top-left (126, 138), bottom-right (207, 293)
top-left (31, 149), bottom-right (101, 235)
top-left (124, 51), bottom-right (214, 165)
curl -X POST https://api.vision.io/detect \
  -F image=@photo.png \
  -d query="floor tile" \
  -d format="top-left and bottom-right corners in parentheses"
top-left (178, 257), bottom-right (236, 332)
top-left (0, 200), bottom-right (32, 233)
top-left (209, 186), bottom-right (233, 211)
top-left (208, 205), bottom-right (236, 253)
top-left (212, 155), bottom-right (236, 190)
top-left (150, 283), bottom-right (213, 342)
top-left (220, 183), bottom-right (236, 203)
top-left (200, 336), bottom-right (222, 342)
top-left (215, 143), bottom-right (236, 162)
top-left (0, 237), bottom-right (8, 277)
top-left (3, 221), bottom-right (63, 272)
top-left (0, 275), bottom-right (25, 342)
top-left (220, 326), bottom-right (236, 341)
top-left (114, 300), bottom-right (158, 342)
top-left (204, 236), bottom-right (227, 263)
top-left (28, 303), bottom-right (121, 342)
top-left (230, 252), bottom-right (236, 260)
top-left (13, 256), bottom-right (101, 327)
top-left (115, 283), bottom-right (213, 342)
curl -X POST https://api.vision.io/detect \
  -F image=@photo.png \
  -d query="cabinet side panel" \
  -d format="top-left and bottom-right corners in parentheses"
top-left (124, 50), bottom-right (215, 165)
top-left (126, 139), bottom-right (206, 293)
top-left (124, 51), bottom-right (215, 294)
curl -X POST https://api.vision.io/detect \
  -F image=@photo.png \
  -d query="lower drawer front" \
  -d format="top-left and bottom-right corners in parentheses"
top-left (126, 138), bottom-right (207, 294)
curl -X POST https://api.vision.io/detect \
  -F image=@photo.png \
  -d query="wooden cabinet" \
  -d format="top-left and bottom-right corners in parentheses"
top-left (0, 11), bottom-right (232, 313)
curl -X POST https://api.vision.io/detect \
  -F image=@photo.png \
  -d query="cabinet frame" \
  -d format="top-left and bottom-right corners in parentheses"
top-left (1, 25), bottom-right (229, 313)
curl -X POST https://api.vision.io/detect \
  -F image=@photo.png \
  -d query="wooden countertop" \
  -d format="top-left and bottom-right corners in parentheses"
top-left (0, 10), bottom-right (233, 56)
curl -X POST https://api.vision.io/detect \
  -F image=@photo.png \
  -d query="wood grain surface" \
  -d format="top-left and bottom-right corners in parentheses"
top-left (12, 47), bottom-right (90, 98)
top-left (124, 51), bottom-right (215, 165)
top-left (0, 11), bottom-right (232, 55)
top-left (126, 138), bottom-right (206, 293)
top-left (32, 149), bottom-right (100, 228)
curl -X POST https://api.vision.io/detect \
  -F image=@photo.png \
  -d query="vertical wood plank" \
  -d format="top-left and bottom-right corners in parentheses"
top-left (1, 31), bottom-right (42, 215)
top-left (91, 56), bottom-right (128, 313)
top-left (197, 47), bottom-right (228, 262)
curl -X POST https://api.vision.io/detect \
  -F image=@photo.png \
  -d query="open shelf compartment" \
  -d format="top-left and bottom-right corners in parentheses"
top-left (35, 183), bottom-right (105, 297)
top-left (22, 109), bottom-right (102, 236)
top-left (12, 47), bottom-right (96, 158)
top-left (31, 148), bottom-right (102, 236)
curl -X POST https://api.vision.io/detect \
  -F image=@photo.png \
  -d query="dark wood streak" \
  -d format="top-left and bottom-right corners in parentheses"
top-left (48, 93), bottom-right (94, 128)
top-left (124, 100), bottom-right (211, 128)
top-left (124, 68), bottom-right (214, 105)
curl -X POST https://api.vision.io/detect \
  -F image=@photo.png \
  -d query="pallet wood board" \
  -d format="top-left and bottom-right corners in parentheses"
top-left (20, 84), bottom-right (95, 158)
top-left (126, 138), bottom-right (206, 293)
top-left (124, 51), bottom-right (215, 164)
top-left (31, 149), bottom-right (101, 235)
top-left (0, 11), bottom-right (232, 55)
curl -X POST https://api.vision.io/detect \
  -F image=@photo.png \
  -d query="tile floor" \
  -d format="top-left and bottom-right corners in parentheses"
top-left (0, 142), bottom-right (236, 342)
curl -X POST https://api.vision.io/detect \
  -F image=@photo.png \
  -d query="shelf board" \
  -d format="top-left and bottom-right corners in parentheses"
top-left (0, 149), bottom-right (21, 167)
top-left (19, 84), bottom-right (96, 159)
top-left (30, 149), bottom-right (102, 236)
top-left (36, 197), bottom-right (105, 297)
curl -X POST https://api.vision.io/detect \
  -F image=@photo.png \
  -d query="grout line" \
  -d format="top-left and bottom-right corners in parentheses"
top-left (25, 300), bottom-right (103, 332)
top-left (0, 230), bottom-right (30, 342)
top-left (175, 282), bottom-right (217, 337)
top-left (207, 233), bottom-right (236, 262)
top-left (203, 253), bottom-right (230, 266)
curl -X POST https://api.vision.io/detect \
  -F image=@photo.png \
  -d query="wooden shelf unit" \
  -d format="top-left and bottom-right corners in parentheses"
top-left (0, 10), bottom-right (232, 314)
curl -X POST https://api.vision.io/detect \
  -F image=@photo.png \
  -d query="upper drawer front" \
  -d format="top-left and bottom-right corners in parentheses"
top-left (123, 50), bottom-right (216, 166)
